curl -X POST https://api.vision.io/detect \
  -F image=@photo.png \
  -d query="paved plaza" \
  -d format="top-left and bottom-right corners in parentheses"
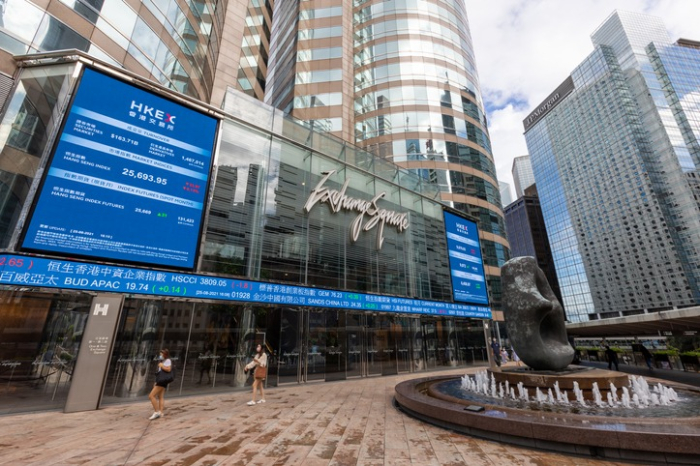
top-left (0, 365), bottom-right (647, 466)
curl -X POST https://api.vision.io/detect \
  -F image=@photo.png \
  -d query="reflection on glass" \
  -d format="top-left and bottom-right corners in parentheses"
top-left (102, 299), bottom-right (274, 404)
top-left (0, 291), bottom-right (91, 414)
top-left (33, 15), bottom-right (89, 52)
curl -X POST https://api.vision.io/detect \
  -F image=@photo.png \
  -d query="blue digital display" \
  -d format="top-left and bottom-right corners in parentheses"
top-left (0, 255), bottom-right (491, 318)
top-left (443, 211), bottom-right (489, 306)
top-left (21, 68), bottom-right (218, 269)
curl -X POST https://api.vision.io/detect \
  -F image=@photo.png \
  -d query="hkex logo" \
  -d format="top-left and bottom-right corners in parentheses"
top-left (129, 101), bottom-right (176, 124)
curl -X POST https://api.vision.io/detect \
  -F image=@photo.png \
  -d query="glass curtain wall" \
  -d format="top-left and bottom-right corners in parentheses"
top-left (199, 118), bottom-right (454, 302)
top-left (102, 298), bottom-right (277, 404)
top-left (0, 290), bottom-right (92, 415)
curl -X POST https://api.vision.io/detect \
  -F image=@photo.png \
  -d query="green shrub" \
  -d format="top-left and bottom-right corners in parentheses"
top-left (653, 349), bottom-right (679, 356)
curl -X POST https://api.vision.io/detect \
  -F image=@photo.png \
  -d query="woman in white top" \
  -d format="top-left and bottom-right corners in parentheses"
top-left (149, 349), bottom-right (172, 420)
top-left (245, 344), bottom-right (267, 405)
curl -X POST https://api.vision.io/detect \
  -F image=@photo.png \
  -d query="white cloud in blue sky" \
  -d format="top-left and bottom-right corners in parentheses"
top-left (464, 0), bottom-right (700, 197)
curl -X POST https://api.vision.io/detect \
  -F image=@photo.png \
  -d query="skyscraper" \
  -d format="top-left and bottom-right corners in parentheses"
top-left (524, 10), bottom-right (700, 322)
top-left (0, 1), bottom-right (271, 107)
top-left (504, 185), bottom-right (563, 308)
top-left (0, 0), bottom-right (501, 414)
top-left (512, 155), bottom-right (535, 198)
top-left (0, 1), bottom-right (508, 310)
top-left (499, 181), bottom-right (513, 207)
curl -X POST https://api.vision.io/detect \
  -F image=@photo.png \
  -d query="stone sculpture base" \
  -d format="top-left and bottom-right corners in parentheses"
top-left (491, 366), bottom-right (629, 400)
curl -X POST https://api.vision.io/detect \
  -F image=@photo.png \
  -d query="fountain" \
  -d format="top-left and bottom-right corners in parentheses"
top-left (395, 258), bottom-right (700, 463)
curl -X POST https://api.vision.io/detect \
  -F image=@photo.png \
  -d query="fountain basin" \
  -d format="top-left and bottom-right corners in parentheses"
top-left (395, 374), bottom-right (700, 464)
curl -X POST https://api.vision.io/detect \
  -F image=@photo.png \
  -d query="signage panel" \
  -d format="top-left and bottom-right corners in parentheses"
top-left (0, 254), bottom-right (491, 318)
top-left (443, 211), bottom-right (489, 305)
top-left (21, 68), bottom-right (218, 269)
top-left (64, 294), bottom-right (124, 413)
top-left (522, 76), bottom-right (575, 131)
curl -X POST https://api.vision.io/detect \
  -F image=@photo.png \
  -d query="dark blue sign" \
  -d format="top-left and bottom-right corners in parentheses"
top-left (443, 211), bottom-right (489, 305)
top-left (0, 255), bottom-right (491, 318)
top-left (22, 68), bottom-right (218, 269)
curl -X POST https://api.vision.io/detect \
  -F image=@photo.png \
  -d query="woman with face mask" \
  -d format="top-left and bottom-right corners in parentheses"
top-left (244, 344), bottom-right (267, 405)
top-left (148, 349), bottom-right (172, 420)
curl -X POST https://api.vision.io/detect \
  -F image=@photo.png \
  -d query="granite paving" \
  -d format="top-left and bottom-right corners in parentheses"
top-left (0, 366), bottom-right (638, 465)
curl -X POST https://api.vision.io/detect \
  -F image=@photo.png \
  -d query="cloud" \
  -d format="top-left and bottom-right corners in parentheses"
top-left (464, 0), bottom-right (700, 195)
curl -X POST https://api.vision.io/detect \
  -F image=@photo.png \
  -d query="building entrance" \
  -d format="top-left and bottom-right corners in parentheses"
top-left (277, 309), bottom-right (436, 383)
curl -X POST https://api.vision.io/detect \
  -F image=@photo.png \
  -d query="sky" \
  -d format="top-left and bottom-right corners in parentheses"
top-left (463, 0), bottom-right (700, 199)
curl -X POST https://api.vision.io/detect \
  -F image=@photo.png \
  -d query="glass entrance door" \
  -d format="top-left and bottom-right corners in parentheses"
top-left (346, 312), bottom-right (364, 378)
top-left (305, 310), bottom-right (326, 381)
top-left (324, 310), bottom-right (346, 382)
top-left (278, 308), bottom-right (303, 384)
top-left (278, 308), bottom-right (328, 383)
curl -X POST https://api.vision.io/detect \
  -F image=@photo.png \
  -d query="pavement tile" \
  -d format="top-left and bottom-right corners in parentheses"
top-left (0, 367), bottom-right (647, 466)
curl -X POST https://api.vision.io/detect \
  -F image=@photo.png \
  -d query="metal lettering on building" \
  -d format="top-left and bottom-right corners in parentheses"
top-left (303, 171), bottom-right (410, 249)
top-left (523, 76), bottom-right (575, 131)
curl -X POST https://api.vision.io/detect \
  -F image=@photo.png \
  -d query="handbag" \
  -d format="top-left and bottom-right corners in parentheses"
top-left (254, 365), bottom-right (267, 379)
top-left (155, 366), bottom-right (175, 385)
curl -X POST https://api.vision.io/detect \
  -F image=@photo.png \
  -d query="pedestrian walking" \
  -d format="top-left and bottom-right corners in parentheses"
top-left (245, 344), bottom-right (267, 405)
top-left (639, 344), bottom-right (654, 370)
top-left (149, 349), bottom-right (174, 420)
top-left (512, 348), bottom-right (521, 366)
top-left (490, 338), bottom-right (501, 367)
top-left (605, 345), bottom-right (619, 371)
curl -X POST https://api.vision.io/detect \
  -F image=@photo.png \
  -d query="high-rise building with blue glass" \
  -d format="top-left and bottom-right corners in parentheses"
top-left (525, 11), bottom-right (700, 322)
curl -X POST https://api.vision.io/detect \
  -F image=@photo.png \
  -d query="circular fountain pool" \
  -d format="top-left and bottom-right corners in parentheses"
top-left (434, 378), bottom-right (700, 418)
top-left (395, 371), bottom-right (700, 463)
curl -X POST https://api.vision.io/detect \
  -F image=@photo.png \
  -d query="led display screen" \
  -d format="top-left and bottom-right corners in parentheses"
top-left (443, 210), bottom-right (489, 305)
top-left (0, 255), bottom-right (492, 318)
top-left (22, 68), bottom-right (218, 269)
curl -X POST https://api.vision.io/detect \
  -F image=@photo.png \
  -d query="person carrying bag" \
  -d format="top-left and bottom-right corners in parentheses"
top-left (149, 349), bottom-right (174, 420)
top-left (244, 344), bottom-right (267, 405)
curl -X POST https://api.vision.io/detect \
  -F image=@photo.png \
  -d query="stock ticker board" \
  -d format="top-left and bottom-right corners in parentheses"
top-left (0, 254), bottom-right (491, 318)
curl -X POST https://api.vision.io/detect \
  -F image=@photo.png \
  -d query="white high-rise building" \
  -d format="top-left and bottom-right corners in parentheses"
top-left (512, 155), bottom-right (535, 198)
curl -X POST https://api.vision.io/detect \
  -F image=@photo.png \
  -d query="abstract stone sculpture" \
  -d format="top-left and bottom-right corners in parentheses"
top-left (501, 256), bottom-right (574, 371)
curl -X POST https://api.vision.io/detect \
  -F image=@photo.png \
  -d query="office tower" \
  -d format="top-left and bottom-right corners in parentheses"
top-left (0, 0), bottom-right (497, 414)
top-left (512, 155), bottom-right (535, 198)
top-left (499, 181), bottom-right (513, 207)
top-left (504, 185), bottom-right (563, 307)
top-left (524, 11), bottom-right (700, 322)
top-left (0, 0), bottom-right (272, 108)
top-left (263, 1), bottom-right (510, 311)
top-left (0, 0), bottom-right (507, 312)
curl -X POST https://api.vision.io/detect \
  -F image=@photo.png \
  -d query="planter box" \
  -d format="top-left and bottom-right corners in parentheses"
top-left (680, 355), bottom-right (700, 372)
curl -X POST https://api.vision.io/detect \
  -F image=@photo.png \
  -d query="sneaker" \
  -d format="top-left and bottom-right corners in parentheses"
top-left (247, 401), bottom-right (256, 406)
top-left (149, 412), bottom-right (161, 420)
top-left (257, 399), bottom-right (265, 404)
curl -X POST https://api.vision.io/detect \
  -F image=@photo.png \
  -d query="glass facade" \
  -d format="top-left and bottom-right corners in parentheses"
top-left (350, 0), bottom-right (508, 311)
top-left (263, 1), bottom-right (509, 312)
top-left (0, 57), bottom-right (490, 414)
top-left (511, 155), bottom-right (535, 198)
top-left (525, 11), bottom-right (700, 322)
top-left (0, 1), bottom-right (276, 108)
